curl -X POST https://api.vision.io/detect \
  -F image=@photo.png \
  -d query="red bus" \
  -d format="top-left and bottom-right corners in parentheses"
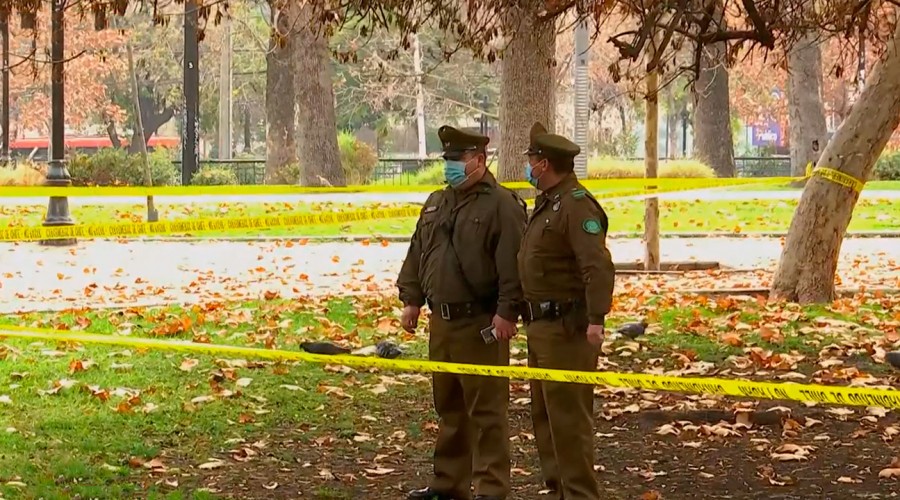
top-left (8, 136), bottom-right (180, 161)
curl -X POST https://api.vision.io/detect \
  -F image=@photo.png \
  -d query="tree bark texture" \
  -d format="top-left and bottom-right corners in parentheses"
top-left (787, 33), bottom-right (827, 179)
top-left (692, 38), bottom-right (736, 177)
top-left (294, 4), bottom-right (345, 187)
top-left (499, 0), bottom-right (556, 182)
top-left (265, 0), bottom-right (297, 184)
top-left (266, 0), bottom-right (299, 184)
top-left (771, 22), bottom-right (900, 304)
top-left (644, 67), bottom-right (660, 271)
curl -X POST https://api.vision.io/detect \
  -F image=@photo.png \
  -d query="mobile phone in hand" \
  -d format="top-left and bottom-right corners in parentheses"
top-left (480, 325), bottom-right (497, 344)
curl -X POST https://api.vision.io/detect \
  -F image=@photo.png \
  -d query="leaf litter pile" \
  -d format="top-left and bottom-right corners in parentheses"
top-left (1, 284), bottom-right (900, 499)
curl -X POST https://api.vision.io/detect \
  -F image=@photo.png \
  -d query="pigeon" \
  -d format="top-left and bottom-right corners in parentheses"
top-left (887, 351), bottom-right (900, 370)
top-left (376, 340), bottom-right (403, 359)
top-left (616, 319), bottom-right (649, 340)
top-left (299, 341), bottom-right (350, 356)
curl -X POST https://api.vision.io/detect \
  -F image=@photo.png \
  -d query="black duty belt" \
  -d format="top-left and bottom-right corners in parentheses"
top-left (522, 300), bottom-right (581, 322)
top-left (427, 299), bottom-right (495, 321)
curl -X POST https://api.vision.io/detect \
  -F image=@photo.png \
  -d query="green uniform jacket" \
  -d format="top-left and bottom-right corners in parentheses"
top-left (397, 172), bottom-right (528, 321)
top-left (517, 173), bottom-right (615, 324)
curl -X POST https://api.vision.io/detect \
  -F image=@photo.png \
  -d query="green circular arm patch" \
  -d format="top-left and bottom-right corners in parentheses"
top-left (582, 219), bottom-right (602, 234)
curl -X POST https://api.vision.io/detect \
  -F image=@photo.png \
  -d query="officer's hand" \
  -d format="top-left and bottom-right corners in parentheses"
top-left (586, 324), bottom-right (605, 347)
top-left (491, 315), bottom-right (517, 340)
top-left (400, 305), bottom-right (421, 333)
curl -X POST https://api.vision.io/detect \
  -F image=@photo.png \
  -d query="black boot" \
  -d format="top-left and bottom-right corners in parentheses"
top-left (474, 496), bottom-right (504, 500)
top-left (407, 487), bottom-right (454, 500)
top-left (887, 351), bottom-right (900, 370)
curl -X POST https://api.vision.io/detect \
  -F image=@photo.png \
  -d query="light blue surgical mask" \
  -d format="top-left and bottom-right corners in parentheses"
top-left (525, 160), bottom-right (544, 189)
top-left (444, 159), bottom-right (471, 188)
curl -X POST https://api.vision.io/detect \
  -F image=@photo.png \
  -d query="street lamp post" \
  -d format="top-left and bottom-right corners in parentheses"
top-left (182, 0), bottom-right (200, 185)
top-left (0, 8), bottom-right (10, 166)
top-left (41, 0), bottom-right (76, 246)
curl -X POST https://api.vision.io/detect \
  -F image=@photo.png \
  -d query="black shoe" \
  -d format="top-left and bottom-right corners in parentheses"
top-left (544, 480), bottom-right (559, 493)
top-left (474, 496), bottom-right (504, 500)
top-left (407, 487), bottom-right (454, 500)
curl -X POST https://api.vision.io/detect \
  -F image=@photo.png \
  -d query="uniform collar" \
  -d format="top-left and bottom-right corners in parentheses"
top-left (456, 170), bottom-right (498, 195)
top-left (542, 173), bottom-right (578, 199)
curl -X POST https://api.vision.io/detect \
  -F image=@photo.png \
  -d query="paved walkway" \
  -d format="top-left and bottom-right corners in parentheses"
top-left (2, 189), bottom-right (899, 207)
top-left (1, 237), bottom-right (898, 314)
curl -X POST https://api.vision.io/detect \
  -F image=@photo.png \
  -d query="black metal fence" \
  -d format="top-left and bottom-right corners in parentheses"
top-left (734, 156), bottom-right (792, 177)
top-left (179, 156), bottom-right (793, 185)
top-left (371, 157), bottom-right (443, 185)
top-left (172, 158), bottom-right (266, 185)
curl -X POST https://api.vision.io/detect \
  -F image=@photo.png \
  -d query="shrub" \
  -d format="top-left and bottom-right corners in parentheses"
top-left (67, 148), bottom-right (179, 186)
top-left (0, 161), bottom-right (47, 186)
top-left (408, 158), bottom-right (500, 185)
top-left (338, 131), bottom-right (378, 184)
top-left (587, 157), bottom-right (714, 179)
top-left (191, 166), bottom-right (239, 185)
top-left (410, 162), bottom-right (445, 185)
top-left (873, 151), bottom-right (900, 180)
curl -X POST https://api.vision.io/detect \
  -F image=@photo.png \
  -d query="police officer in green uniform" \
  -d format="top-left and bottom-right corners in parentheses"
top-left (517, 123), bottom-right (615, 500)
top-left (398, 126), bottom-right (527, 500)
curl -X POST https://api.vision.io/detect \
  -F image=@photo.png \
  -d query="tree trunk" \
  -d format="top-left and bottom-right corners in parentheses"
top-left (127, 96), bottom-right (173, 154)
top-left (644, 64), bottom-right (660, 271)
top-left (666, 86), bottom-right (680, 159)
top-left (499, 0), bottom-right (556, 182)
top-left (692, 4), bottom-right (736, 178)
top-left (771, 22), bottom-right (900, 304)
top-left (294, 4), bottom-right (345, 187)
top-left (787, 33), bottom-right (827, 179)
top-left (243, 105), bottom-right (252, 153)
top-left (265, 0), bottom-right (297, 184)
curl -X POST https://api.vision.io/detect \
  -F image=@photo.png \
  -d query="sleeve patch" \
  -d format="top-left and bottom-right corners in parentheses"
top-left (582, 218), bottom-right (602, 234)
top-left (571, 189), bottom-right (587, 199)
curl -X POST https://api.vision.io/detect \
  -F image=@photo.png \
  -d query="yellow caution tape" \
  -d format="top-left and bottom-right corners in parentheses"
top-left (805, 163), bottom-right (866, 193)
top-left (0, 176), bottom-right (802, 197)
top-left (0, 178), bottom-right (796, 242)
top-left (0, 206), bottom-right (421, 242)
top-left (1, 326), bottom-right (898, 409)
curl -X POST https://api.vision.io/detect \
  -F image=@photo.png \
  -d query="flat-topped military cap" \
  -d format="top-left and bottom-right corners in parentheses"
top-left (523, 121), bottom-right (581, 158)
top-left (438, 126), bottom-right (489, 156)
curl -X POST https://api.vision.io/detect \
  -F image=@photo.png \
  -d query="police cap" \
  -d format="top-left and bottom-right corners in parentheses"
top-left (438, 126), bottom-right (489, 160)
top-left (522, 122), bottom-right (580, 159)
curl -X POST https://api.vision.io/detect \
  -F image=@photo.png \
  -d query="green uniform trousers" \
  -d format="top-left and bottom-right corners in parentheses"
top-left (527, 318), bottom-right (601, 500)
top-left (428, 313), bottom-right (511, 500)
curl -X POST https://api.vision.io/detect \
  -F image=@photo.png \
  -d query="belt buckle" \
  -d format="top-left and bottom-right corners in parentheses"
top-left (440, 303), bottom-right (451, 320)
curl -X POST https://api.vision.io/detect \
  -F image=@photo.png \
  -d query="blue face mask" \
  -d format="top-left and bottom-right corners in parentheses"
top-left (444, 160), bottom-right (470, 188)
top-left (525, 161), bottom-right (541, 189)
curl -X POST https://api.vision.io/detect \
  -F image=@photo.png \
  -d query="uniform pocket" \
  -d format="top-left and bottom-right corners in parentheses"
top-left (561, 307), bottom-right (589, 337)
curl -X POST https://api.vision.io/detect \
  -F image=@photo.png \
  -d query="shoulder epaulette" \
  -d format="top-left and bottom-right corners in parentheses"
top-left (571, 188), bottom-right (588, 199)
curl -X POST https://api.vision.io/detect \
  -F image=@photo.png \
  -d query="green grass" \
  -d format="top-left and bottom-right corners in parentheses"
top-left (3, 195), bottom-right (900, 239)
top-left (0, 298), bottom-right (428, 498)
top-left (0, 295), bottom-right (897, 496)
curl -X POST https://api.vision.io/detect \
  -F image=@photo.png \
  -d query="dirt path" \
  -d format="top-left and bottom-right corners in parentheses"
top-left (163, 390), bottom-right (900, 500)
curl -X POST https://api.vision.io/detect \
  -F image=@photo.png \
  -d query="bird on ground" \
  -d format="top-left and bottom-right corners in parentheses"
top-left (616, 319), bottom-right (649, 340)
top-left (376, 340), bottom-right (403, 359)
top-left (299, 341), bottom-right (351, 355)
top-left (887, 351), bottom-right (900, 370)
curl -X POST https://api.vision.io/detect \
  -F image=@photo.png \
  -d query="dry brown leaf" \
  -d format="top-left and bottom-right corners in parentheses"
top-left (198, 459), bottom-right (226, 470)
top-left (878, 468), bottom-right (900, 479)
top-left (364, 467), bottom-right (396, 476)
top-left (179, 358), bottom-right (200, 372)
